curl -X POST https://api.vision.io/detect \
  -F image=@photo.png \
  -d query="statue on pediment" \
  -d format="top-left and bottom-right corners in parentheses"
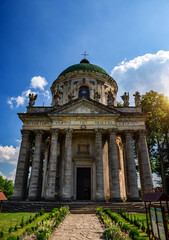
top-left (28, 93), bottom-right (37, 107)
top-left (68, 92), bottom-right (75, 102)
top-left (133, 91), bottom-right (141, 107)
top-left (94, 91), bottom-right (100, 102)
top-left (121, 92), bottom-right (129, 107)
top-left (107, 90), bottom-right (115, 106)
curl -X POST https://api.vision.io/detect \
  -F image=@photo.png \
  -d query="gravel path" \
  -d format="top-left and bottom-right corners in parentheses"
top-left (51, 214), bottom-right (105, 240)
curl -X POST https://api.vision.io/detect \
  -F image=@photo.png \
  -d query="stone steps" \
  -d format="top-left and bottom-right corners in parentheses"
top-left (3, 201), bottom-right (146, 213)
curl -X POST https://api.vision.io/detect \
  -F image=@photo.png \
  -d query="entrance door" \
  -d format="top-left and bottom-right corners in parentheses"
top-left (76, 168), bottom-right (91, 200)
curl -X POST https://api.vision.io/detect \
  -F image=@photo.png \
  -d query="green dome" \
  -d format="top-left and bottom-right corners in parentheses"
top-left (59, 59), bottom-right (108, 77)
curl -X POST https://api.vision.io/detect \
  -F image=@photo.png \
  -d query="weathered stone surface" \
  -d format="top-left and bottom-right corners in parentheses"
top-left (95, 128), bottom-right (104, 201)
top-left (124, 130), bottom-right (139, 200)
top-left (62, 128), bottom-right (73, 200)
top-left (51, 214), bottom-right (104, 240)
top-left (28, 130), bottom-right (44, 200)
top-left (13, 130), bottom-right (32, 200)
top-left (46, 129), bottom-right (59, 200)
top-left (137, 130), bottom-right (153, 194)
top-left (108, 128), bottom-right (121, 200)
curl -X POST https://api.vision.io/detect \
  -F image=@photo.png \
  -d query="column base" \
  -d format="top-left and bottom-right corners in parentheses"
top-left (110, 198), bottom-right (123, 202)
top-left (12, 196), bottom-right (25, 201)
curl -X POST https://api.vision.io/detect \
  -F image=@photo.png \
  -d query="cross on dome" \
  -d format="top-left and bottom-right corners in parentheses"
top-left (81, 51), bottom-right (89, 58)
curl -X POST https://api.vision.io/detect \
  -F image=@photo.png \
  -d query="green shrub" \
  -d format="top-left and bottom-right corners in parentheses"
top-left (96, 207), bottom-right (103, 215)
top-left (14, 225), bottom-right (18, 231)
top-left (104, 208), bottom-right (119, 223)
top-left (129, 228), bottom-right (140, 239)
top-left (36, 229), bottom-right (52, 240)
top-left (8, 226), bottom-right (13, 233)
top-left (0, 230), bottom-right (4, 238)
top-left (7, 237), bottom-right (17, 240)
top-left (121, 223), bottom-right (131, 232)
top-left (20, 217), bottom-right (24, 228)
top-left (141, 222), bottom-right (146, 232)
top-left (40, 207), bottom-right (45, 216)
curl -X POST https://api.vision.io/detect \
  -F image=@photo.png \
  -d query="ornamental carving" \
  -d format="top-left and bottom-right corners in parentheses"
top-left (133, 91), bottom-right (141, 107)
top-left (94, 92), bottom-right (100, 101)
top-left (28, 93), bottom-right (37, 107)
top-left (95, 128), bottom-right (103, 138)
top-left (107, 90), bottom-right (115, 106)
top-left (121, 92), bottom-right (129, 107)
top-left (53, 90), bottom-right (62, 105)
top-left (65, 128), bottom-right (73, 138)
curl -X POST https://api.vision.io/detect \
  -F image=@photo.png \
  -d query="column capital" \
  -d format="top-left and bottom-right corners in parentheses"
top-left (50, 128), bottom-right (59, 135)
top-left (95, 128), bottom-right (103, 138)
top-left (21, 129), bottom-right (31, 137)
top-left (138, 129), bottom-right (147, 136)
top-left (65, 128), bottom-right (73, 138)
top-left (108, 128), bottom-right (117, 135)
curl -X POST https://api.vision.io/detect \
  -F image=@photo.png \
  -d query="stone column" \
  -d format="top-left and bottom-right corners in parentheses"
top-left (108, 129), bottom-right (121, 201)
top-left (28, 130), bottom-right (44, 200)
top-left (95, 128), bottom-right (105, 201)
top-left (46, 129), bottom-right (59, 200)
top-left (13, 130), bottom-right (32, 200)
top-left (124, 130), bottom-right (139, 200)
top-left (62, 128), bottom-right (73, 200)
top-left (136, 130), bottom-right (153, 195)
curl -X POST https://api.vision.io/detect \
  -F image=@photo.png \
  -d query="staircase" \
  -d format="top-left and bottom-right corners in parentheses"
top-left (3, 201), bottom-right (146, 213)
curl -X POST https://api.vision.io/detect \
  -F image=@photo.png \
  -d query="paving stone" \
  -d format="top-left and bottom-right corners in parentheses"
top-left (51, 214), bottom-right (105, 240)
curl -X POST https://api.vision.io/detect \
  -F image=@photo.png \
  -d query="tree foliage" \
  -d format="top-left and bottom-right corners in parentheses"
top-left (0, 176), bottom-right (14, 199)
top-left (141, 90), bottom-right (169, 194)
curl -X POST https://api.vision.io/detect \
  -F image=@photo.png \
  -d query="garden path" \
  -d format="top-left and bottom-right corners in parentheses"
top-left (51, 214), bottom-right (105, 240)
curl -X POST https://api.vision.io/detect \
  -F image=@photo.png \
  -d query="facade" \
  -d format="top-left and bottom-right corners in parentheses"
top-left (13, 58), bottom-right (153, 202)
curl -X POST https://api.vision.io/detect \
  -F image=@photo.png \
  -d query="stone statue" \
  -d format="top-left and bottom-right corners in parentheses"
top-left (53, 90), bottom-right (61, 106)
top-left (68, 92), bottom-right (75, 102)
top-left (94, 92), bottom-right (100, 102)
top-left (28, 93), bottom-right (37, 107)
top-left (133, 91), bottom-right (141, 107)
top-left (107, 90), bottom-right (115, 106)
top-left (121, 92), bottom-right (129, 107)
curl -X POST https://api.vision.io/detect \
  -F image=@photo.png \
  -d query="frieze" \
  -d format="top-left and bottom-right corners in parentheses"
top-left (23, 119), bottom-right (144, 128)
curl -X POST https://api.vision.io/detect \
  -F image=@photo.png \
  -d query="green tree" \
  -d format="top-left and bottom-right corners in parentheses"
top-left (141, 90), bottom-right (169, 194)
top-left (0, 176), bottom-right (14, 199)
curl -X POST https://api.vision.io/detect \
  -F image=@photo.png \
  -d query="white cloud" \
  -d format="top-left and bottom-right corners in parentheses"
top-left (7, 76), bottom-right (50, 109)
top-left (111, 50), bottom-right (169, 104)
top-left (0, 145), bottom-right (20, 165)
top-left (0, 169), bottom-right (16, 182)
top-left (30, 76), bottom-right (48, 90)
top-left (7, 89), bottom-right (34, 109)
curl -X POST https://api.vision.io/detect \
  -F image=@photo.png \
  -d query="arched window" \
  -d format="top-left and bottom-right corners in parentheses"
top-left (78, 86), bottom-right (90, 98)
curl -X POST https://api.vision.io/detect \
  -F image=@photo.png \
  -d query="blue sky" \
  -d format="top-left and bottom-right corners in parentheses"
top-left (1, 0), bottom-right (169, 184)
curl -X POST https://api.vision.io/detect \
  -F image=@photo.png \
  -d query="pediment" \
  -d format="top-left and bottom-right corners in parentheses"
top-left (48, 98), bottom-right (121, 116)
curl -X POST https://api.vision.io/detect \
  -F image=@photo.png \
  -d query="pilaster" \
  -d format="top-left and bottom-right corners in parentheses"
top-left (95, 128), bottom-right (105, 201)
top-left (13, 130), bottom-right (32, 200)
top-left (108, 128), bottom-right (121, 201)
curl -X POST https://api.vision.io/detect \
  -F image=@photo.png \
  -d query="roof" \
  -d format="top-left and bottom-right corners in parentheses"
top-left (142, 192), bottom-right (169, 202)
top-left (58, 59), bottom-right (109, 77)
top-left (0, 189), bottom-right (7, 201)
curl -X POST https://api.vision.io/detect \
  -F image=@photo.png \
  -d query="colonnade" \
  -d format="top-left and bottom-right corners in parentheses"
top-left (13, 128), bottom-right (153, 201)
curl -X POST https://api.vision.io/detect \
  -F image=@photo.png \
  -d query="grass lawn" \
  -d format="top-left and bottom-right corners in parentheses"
top-left (0, 212), bottom-right (49, 239)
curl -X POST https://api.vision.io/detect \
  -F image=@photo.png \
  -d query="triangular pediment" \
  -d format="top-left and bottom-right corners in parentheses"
top-left (48, 98), bottom-right (121, 116)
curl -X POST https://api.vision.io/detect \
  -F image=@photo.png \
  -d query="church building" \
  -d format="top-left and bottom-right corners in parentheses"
top-left (13, 57), bottom-right (153, 202)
